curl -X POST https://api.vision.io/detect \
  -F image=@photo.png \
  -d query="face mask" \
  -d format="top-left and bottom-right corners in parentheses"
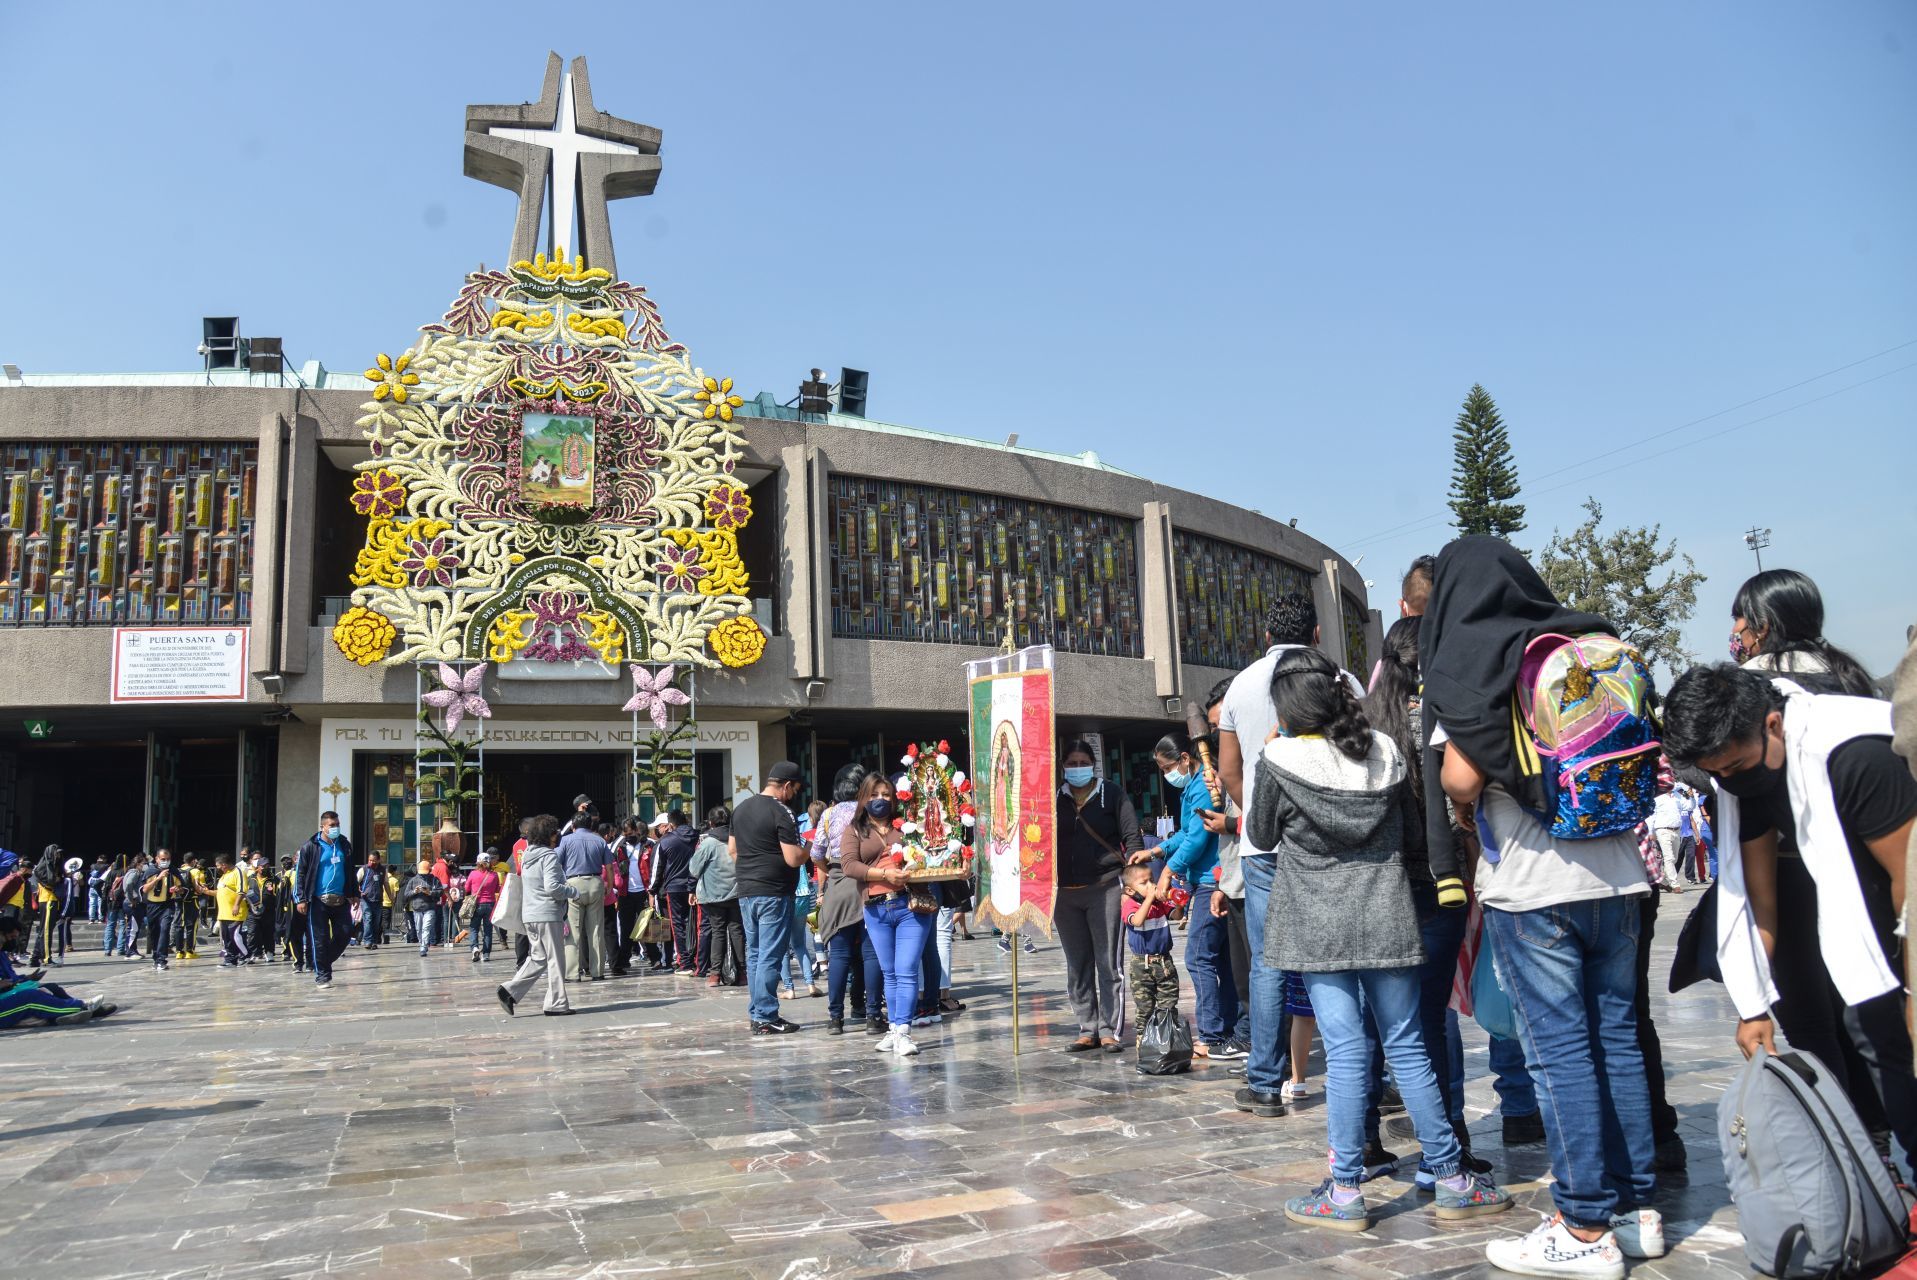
top-left (865, 799), bottom-right (894, 820)
top-left (1718, 756), bottom-right (1784, 799)
top-left (1728, 630), bottom-right (1750, 662)
top-left (156, 861), bottom-right (170, 871)
top-left (1062, 766), bottom-right (1095, 788)
top-left (1164, 768), bottom-right (1191, 790)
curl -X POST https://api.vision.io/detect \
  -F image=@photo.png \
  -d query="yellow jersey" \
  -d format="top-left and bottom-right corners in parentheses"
top-left (215, 869), bottom-right (249, 923)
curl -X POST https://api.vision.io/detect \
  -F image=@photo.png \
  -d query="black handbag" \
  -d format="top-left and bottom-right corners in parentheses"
top-left (1667, 879), bottom-right (1721, 993)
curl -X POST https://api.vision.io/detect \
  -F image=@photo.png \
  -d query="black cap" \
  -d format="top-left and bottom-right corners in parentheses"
top-left (572, 793), bottom-right (593, 810)
top-left (766, 761), bottom-right (803, 784)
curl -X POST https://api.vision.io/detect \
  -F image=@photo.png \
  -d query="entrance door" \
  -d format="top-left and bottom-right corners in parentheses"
top-left (482, 752), bottom-right (628, 849)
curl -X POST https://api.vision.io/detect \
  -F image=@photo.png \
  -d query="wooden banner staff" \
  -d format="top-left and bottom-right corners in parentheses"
top-left (1185, 703), bottom-right (1222, 810)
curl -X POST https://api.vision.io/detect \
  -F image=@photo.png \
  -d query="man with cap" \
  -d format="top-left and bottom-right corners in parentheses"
top-left (558, 795), bottom-right (612, 980)
top-left (730, 762), bottom-right (810, 1034)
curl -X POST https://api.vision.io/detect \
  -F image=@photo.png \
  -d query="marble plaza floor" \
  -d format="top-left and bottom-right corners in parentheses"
top-left (2, 897), bottom-right (1759, 1280)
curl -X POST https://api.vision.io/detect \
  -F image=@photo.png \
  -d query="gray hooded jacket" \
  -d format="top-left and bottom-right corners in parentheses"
top-left (1245, 729), bottom-right (1424, 973)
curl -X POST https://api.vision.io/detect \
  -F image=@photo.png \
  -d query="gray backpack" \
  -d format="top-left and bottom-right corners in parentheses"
top-left (1720, 1046), bottom-right (1913, 1277)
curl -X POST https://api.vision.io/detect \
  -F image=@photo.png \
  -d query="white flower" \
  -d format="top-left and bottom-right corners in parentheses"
top-left (961, 814), bottom-right (976, 827)
top-left (947, 840), bottom-right (961, 852)
top-left (900, 755), bottom-right (914, 767)
top-left (936, 753), bottom-right (949, 767)
top-left (888, 843), bottom-right (903, 855)
top-left (951, 771), bottom-right (966, 785)
top-left (902, 822), bottom-right (918, 836)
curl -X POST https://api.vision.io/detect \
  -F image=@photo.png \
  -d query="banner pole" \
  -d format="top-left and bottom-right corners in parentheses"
top-left (1010, 923), bottom-right (1020, 1056)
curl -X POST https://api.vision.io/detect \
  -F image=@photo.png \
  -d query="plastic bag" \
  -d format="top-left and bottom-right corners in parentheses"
top-left (1472, 929), bottom-right (1518, 1041)
top-left (1135, 1007), bottom-right (1194, 1076)
top-left (491, 872), bottom-right (523, 933)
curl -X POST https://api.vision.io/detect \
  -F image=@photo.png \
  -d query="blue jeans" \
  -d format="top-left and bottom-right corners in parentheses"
top-left (787, 898), bottom-right (817, 982)
top-left (103, 905), bottom-right (123, 954)
top-left (739, 895), bottom-right (793, 1024)
top-left (413, 908), bottom-right (436, 952)
top-left (1413, 881), bottom-right (1469, 1131)
top-left (362, 902), bottom-right (384, 946)
top-left (1490, 1032), bottom-right (1538, 1116)
top-left (826, 921), bottom-right (877, 1020)
top-left (1486, 895), bottom-right (1657, 1228)
top-left (1186, 887), bottom-right (1237, 1043)
top-left (1305, 966), bottom-right (1461, 1187)
top-left (471, 913), bottom-right (495, 957)
top-left (863, 896), bottom-right (929, 1030)
top-left (1239, 855), bottom-right (1293, 1093)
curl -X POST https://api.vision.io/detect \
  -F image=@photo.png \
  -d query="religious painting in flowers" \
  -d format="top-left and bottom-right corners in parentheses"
top-left (332, 250), bottom-right (767, 670)
top-left (520, 412), bottom-right (595, 508)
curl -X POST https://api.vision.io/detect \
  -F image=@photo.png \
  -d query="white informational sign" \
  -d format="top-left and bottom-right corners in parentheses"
top-left (110, 627), bottom-right (250, 703)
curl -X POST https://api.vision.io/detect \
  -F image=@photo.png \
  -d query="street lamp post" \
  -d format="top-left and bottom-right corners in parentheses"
top-left (1743, 525), bottom-right (1772, 572)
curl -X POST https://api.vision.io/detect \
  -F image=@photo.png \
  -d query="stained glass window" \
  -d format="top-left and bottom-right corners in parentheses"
top-left (1172, 529), bottom-right (1316, 670)
top-left (1343, 593), bottom-right (1371, 672)
top-left (826, 474), bottom-right (1142, 657)
top-left (0, 443), bottom-right (258, 625)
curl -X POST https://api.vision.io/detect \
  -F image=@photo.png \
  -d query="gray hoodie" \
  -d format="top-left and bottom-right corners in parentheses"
top-left (1245, 729), bottom-right (1424, 973)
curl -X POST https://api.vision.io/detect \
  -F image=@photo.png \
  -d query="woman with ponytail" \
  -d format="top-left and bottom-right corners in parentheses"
top-left (1362, 616), bottom-right (1491, 1183)
top-left (1248, 647), bottom-right (1511, 1234)
top-left (1731, 568), bottom-right (1877, 697)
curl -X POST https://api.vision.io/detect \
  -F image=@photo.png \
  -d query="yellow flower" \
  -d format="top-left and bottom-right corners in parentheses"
top-left (694, 375), bottom-right (744, 423)
top-left (709, 614), bottom-right (767, 668)
top-left (365, 352), bottom-right (421, 404)
top-left (333, 606), bottom-right (396, 666)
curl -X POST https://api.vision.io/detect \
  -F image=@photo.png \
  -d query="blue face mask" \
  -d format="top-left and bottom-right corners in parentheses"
top-left (1062, 766), bottom-right (1095, 788)
top-left (1164, 768), bottom-right (1191, 790)
top-left (865, 799), bottom-right (894, 820)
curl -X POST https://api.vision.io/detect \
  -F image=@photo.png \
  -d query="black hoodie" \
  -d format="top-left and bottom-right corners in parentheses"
top-left (1419, 537), bottom-right (1613, 876)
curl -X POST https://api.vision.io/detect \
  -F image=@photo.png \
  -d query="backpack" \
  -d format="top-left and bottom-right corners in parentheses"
top-left (1514, 632), bottom-right (1661, 839)
top-left (1720, 1046), bottom-right (1915, 1277)
top-left (144, 870), bottom-right (174, 904)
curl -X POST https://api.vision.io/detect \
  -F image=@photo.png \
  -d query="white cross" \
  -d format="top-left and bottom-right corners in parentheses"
top-left (487, 65), bottom-right (642, 260)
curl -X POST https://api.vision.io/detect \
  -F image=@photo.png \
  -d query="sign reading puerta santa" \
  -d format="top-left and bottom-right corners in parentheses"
top-left (964, 646), bottom-right (1057, 936)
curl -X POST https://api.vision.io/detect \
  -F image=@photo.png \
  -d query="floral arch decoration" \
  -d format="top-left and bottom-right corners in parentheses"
top-left (332, 250), bottom-right (768, 670)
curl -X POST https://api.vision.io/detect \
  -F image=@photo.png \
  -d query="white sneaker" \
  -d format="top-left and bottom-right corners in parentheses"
top-left (1280, 1080), bottom-right (1312, 1102)
top-left (912, 1012), bottom-right (942, 1026)
top-left (893, 1030), bottom-right (920, 1057)
top-left (1609, 1209), bottom-right (1666, 1259)
top-left (873, 1031), bottom-right (896, 1053)
top-left (1484, 1214), bottom-right (1625, 1279)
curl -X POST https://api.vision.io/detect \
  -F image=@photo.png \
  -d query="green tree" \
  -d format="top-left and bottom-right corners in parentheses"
top-left (1537, 498), bottom-right (1706, 674)
top-left (1447, 384), bottom-right (1527, 540)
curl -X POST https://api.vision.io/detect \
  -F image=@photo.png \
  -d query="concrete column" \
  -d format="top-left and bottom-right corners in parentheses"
top-left (273, 718), bottom-right (322, 857)
top-left (779, 443), bottom-right (820, 681)
top-left (1140, 501), bottom-right (1181, 702)
top-left (249, 410), bottom-right (288, 676)
top-left (277, 413), bottom-right (319, 675)
top-left (1315, 558), bottom-right (1349, 670)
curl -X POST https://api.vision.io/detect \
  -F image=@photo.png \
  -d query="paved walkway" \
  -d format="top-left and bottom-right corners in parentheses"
top-left (1, 895), bottom-right (1755, 1279)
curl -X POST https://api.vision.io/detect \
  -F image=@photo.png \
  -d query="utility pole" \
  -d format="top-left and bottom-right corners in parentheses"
top-left (1743, 526), bottom-right (1772, 572)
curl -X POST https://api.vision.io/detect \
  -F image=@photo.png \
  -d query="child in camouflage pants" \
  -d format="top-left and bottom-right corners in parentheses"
top-left (1122, 862), bottom-right (1179, 1018)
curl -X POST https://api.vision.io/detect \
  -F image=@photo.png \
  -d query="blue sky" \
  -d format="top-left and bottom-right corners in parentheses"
top-left (3, 2), bottom-right (1912, 671)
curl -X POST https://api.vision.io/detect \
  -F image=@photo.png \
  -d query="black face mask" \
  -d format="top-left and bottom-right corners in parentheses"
top-left (865, 799), bottom-right (894, 820)
top-left (1718, 756), bottom-right (1784, 800)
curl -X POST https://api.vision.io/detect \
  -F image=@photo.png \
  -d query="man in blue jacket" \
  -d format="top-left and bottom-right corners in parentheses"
top-left (294, 810), bottom-right (358, 989)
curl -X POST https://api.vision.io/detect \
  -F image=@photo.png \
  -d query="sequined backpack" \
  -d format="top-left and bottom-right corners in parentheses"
top-left (1514, 632), bottom-right (1660, 839)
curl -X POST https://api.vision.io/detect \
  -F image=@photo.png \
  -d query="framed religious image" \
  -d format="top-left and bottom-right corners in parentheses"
top-left (520, 411), bottom-right (595, 508)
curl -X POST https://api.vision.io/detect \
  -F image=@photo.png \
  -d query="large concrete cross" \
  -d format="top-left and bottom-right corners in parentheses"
top-left (464, 53), bottom-right (661, 278)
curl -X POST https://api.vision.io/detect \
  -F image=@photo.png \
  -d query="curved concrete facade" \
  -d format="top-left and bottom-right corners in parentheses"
top-left (0, 379), bottom-right (1382, 859)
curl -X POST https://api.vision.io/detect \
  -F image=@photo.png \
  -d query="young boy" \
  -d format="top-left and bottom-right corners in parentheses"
top-left (1122, 860), bottom-right (1180, 1034)
top-left (214, 854), bottom-right (250, 967)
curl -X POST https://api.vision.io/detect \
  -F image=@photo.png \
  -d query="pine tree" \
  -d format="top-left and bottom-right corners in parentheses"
top-left (1447, 384), bottom-right (1526, 539)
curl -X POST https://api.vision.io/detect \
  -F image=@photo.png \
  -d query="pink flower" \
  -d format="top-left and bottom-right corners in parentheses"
top-left (622, 664), bottom-right (691, 730)
top-left (421, 663), bottom-right (491, 734)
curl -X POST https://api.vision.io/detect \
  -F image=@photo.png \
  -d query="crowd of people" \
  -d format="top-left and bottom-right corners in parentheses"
top-left (3, 549), bottom-right (1913, 1280)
